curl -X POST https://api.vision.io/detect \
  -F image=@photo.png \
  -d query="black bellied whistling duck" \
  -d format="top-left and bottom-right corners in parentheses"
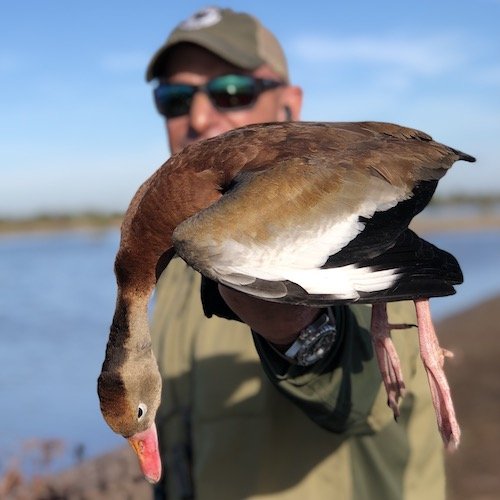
top-left (97, 121), bottom-right (475, 482)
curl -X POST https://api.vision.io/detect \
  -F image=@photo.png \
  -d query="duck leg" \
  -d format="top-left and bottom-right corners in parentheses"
top-left (370, 303), bottom-right (411, 419)
top-left (414, 298), bottom-right (460, 450)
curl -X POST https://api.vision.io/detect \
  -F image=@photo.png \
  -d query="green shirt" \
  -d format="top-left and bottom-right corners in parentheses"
top-left (151, 258), bottom-right (445, 500)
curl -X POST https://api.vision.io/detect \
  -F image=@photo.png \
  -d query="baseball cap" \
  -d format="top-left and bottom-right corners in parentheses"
top-left (145, 7), bottom-right (289, 82)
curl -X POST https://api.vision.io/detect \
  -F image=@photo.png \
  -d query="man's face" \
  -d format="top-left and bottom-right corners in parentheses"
top-left (158, 44), bottom-right (297, 154)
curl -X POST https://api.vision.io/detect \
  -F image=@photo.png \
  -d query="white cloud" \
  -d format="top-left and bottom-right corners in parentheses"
top-left (290, 33), bottom-right (466, 75)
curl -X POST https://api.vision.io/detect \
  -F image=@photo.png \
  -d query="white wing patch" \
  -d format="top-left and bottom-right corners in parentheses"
top-left (282, 265), bottom-right (399, 297)
top-left (207, 214), bottom-right (400, 300)
top-left (216, 261), bottom-right (399, 300)
top-left (175, 167), bottom-right (408, 300)
top-left (210, 212), bottom-right (363, 274)
top-left (206, 181), bottom-right (404, 274)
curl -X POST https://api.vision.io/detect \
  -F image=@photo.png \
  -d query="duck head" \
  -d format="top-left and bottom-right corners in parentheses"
top-left (97, 288), bottom-right (163, 483)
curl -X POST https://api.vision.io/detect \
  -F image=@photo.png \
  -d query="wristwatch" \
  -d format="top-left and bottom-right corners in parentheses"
top-left (284, 310), bottom-right (337, 366)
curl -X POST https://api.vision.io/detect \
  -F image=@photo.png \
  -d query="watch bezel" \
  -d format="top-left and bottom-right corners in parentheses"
top-left (284, 311), bottom-right (337, 366)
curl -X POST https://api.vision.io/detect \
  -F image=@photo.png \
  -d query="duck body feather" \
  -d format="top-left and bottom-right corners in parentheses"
top-left (170, 121), bottom-right (473, 306)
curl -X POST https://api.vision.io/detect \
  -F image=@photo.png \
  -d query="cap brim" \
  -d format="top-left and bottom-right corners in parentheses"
top-left (145, 32), bottom-right (264, 81)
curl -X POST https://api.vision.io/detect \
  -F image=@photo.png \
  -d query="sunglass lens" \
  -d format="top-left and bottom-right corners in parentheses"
top-left (154, 84), bottom-right (195, 118)
top-left (208, 75), bottom-right (256, 108)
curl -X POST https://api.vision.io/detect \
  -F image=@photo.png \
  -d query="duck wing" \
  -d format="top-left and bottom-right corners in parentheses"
top-left (172, 122), bottom-right (473, 305)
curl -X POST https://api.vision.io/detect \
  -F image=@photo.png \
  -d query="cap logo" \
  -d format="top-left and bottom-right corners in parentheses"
top-left (178, 7), bottom-right (222, 31)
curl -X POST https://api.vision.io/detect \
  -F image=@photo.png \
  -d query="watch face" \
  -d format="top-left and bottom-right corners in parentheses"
top-left (296, 330), bottom-right (336, 365)
top-left (292, 312), bottom-right (337, 366)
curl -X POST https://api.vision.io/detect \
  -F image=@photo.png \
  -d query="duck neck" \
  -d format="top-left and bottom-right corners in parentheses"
top-left (104, 291), bottom-right (152, 373)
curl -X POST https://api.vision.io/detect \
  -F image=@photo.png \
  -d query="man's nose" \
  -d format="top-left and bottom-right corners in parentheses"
top-left (188, 91), bottom-right (218, 134)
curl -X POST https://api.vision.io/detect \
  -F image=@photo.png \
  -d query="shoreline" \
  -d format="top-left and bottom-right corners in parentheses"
top-left (1, 212), bottom-right (500, 237)
top-left (0, 214), bottom-right (123, 236)
top-left (411, 212), bottom-right (500, 233)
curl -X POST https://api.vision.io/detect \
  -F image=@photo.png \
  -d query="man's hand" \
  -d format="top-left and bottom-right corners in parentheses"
top-left (218, 284), bottom-right (321, 350)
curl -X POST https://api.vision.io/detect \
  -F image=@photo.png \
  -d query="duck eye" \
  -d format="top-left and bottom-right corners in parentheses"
top-left (137, 403), bottom-right (148, 421)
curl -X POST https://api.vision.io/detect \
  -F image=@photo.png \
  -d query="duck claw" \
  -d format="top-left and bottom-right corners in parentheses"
top-left (371, 303), bottom-right (406, 419)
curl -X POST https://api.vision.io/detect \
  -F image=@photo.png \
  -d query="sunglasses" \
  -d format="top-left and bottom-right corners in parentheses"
top-left (153, 74), bottom-right (284, 118)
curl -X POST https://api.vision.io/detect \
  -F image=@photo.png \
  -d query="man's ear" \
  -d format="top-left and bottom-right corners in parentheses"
top-left (279, 85), bottom-right (303, 121)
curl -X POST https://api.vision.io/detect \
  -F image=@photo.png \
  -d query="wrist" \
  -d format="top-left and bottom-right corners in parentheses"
top-left (218, 284), bottom-right (320, 342)
top-left (261, 308), bottom-right (322, 348)
top-left (268, 310), bottom-right (322, 352)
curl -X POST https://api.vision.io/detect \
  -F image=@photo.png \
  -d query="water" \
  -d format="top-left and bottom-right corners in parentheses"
top-left (427, 229), bottom-right (500, 320)
top-left (0, 230), bottom-right (123, 475)
top-left (0, 227), bottom-right (499, 475)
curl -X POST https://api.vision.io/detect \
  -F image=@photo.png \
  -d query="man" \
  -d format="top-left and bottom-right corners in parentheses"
top-left (146, 7), bottom-right (445, 499)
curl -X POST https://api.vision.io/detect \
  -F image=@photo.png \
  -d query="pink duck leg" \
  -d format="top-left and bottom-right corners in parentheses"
top-left (370, 303), bottom-right (413, 418)
top-left (414, 298), bottom-right (460, 450)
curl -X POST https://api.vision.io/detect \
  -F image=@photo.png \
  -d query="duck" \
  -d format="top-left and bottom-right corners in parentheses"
top-left (97, 121), bottom-right (475, 482)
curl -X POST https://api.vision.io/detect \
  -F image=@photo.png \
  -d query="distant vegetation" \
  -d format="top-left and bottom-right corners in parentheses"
top-left (0, 212), bottom-right (123, 234)
top-left (431, 193), bottom-right (500, 208)
top-left (1, 194), bottom-right (499, 235)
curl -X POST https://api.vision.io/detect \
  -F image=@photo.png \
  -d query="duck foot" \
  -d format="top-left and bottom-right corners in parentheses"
top-left (414, 298), bottom-right (460, 450)
top-left (370, 303), bottom-right (408, 419)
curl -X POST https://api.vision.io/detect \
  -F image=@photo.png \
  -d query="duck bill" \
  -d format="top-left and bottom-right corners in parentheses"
top-left (127, 423), bottom-right (162, 484)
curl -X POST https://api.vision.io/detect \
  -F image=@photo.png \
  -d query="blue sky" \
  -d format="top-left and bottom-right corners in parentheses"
top-left (1, 0), bottom-right (499, 217)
